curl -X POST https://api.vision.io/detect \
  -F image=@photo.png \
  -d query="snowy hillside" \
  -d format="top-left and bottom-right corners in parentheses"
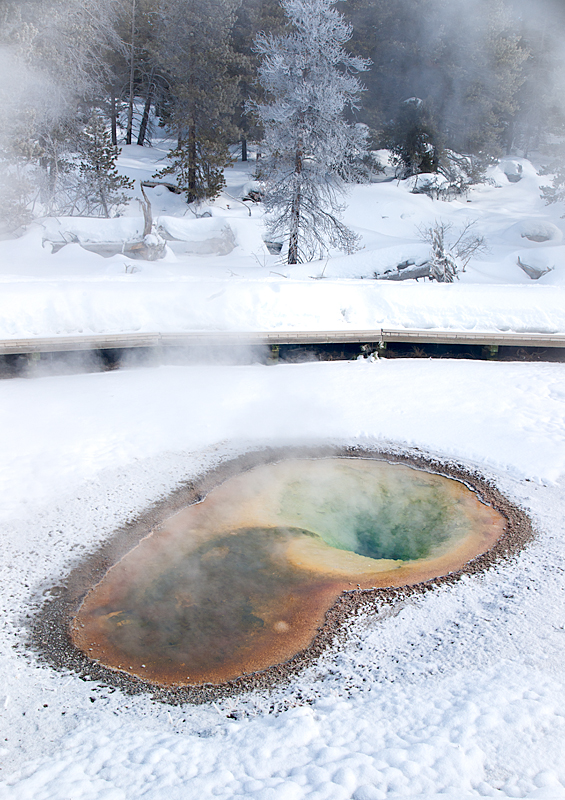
top-left (1, 145), bottom-right (565, 340)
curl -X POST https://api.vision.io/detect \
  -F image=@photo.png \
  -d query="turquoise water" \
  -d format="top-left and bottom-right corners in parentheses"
top-left (279, 462), bottom-right (468, 561)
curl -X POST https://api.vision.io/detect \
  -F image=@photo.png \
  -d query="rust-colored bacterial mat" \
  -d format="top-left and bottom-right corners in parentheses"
top-left (71, 458), bottom-right (506, 686)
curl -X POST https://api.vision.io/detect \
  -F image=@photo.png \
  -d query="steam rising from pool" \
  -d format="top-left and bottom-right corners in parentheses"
top-left (71, 459), bottom-right (505, 685)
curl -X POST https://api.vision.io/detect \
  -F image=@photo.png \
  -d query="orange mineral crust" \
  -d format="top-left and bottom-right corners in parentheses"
top-left (71, 459), bottom-right (506, 685)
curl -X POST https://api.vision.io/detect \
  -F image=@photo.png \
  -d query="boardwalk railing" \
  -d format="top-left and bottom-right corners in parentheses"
top-left (1, 329), bottom-right (565, 355)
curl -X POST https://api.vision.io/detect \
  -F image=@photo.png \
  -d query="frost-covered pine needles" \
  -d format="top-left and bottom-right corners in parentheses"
top-left (252, 0), bottom-right (370, 264)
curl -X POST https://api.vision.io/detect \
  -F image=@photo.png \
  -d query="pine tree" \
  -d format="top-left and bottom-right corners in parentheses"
top-left (253, 0), bottom-right (370, 264)
top-left (509, 0), bottom-right (565, 155)
top-left (231, 0), bottom-right (288, 159)
top-left (384, 97), bottom-right (440, 178)
top-left (343, 0), bottom-right (528, 160)
top-left (75, 112), bottom-right (133, 217)
top-left (154, 0), bottom-right (242, 203)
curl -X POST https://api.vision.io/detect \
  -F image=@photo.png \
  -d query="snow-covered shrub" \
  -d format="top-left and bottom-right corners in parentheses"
top-left (0, 161), bottom-right (36, 234)
top-left (541, 154), bottom-right (565, 213)
top-left (410, 152), bottom-right (490, 200)
top-left (438, 151), bottom-right (490, 196)
top-left (419, 220), bottom-right (486, 282)
top-left (422, 222), bottom-right (458, 282)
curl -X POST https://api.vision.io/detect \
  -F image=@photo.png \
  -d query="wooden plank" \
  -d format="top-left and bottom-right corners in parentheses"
top-left (1, 329), bottom-right (565, 355)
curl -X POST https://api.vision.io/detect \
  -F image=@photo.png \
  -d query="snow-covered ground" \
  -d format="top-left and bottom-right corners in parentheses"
top-left (1, 146), bottom-right (565, 799)
top-left (1, 144), bottom-right (565, 339)
top-left (1, 358), bottom-right (565, 799)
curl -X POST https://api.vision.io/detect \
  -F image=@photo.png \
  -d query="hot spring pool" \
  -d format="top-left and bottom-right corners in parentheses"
top-left (70, 458), bottom-right (506, 686)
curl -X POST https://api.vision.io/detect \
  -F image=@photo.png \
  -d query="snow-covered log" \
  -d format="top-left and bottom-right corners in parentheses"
top-left (375, 260), bottom-right (430, 281)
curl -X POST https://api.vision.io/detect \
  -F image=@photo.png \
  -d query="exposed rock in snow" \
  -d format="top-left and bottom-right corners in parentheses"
top-left (376, 258), bottom-right (431, 281)
top-left (501, 159), bottom-right (523, 183)
top-left (517, 255), bottom-right (554, 279)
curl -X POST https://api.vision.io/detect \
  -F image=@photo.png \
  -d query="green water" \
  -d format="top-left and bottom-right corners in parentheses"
top-left (279, 462), bottom-right (467, 561)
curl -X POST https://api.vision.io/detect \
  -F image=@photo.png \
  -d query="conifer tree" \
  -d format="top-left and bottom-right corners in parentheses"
top-left (253, 0), bottom-right (369, 264)
top-left (343, 0), bottom-right (528, 160)
top-left (231, 0), bottom-right (288, 159)
top-left (509, 0), bottom-right (565, 154)
top-left (75, 112), bottom-right (133, 217)
top-left (384, 97), bottom-right (440, 178)
top-left (154, 0), bottom-right (242, 203)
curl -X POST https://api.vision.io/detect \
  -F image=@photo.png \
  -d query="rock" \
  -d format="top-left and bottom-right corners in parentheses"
top-left (501, 159), bottom-right (523, 183)
top-left (264, 240), bottom-right (283, 254)
top-left (505, 220), bottom-right (563, 245)
top-left (517, 256), bottom-right (553, 280)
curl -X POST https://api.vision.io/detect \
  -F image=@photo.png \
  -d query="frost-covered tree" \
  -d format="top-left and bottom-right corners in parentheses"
top-left (72, 112), bottom-right (133, 217)
top-left (419, 220), bottom-right (486, 282)
top-left (253, 0), bottom-right (370, 264)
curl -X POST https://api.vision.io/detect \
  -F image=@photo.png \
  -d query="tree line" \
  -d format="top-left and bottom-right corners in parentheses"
top-left (1, 0), bottom-right (564, 235)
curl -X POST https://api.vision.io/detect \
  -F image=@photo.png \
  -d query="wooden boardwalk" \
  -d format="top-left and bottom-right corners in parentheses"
top-left (1, 329), bottom-right (565, 355)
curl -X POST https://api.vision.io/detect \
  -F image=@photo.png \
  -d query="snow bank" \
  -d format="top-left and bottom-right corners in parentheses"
top-left (42, 216), bottom-right (144, 244)
top-left (0, 278), bottom-right (564, 339)
top-left (3, 154), bottom-right (565, 336)
top-left (158, 216), bottom-right (268, 257)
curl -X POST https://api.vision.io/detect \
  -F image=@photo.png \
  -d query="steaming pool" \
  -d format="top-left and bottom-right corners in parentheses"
top-left (43, 452), bottom-right (524, 691)
top-left (33, 450), bottom-right (532, 699)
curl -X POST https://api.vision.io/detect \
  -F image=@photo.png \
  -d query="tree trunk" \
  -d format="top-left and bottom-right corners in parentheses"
top-left (288, 147), bottom-right (302, 264)
top-left (188, 122), bottom-right (197, 200)
top-left (505, 117), bottom-right (515, 156)
top-left (100, 187), bottom-right (110, 218)
top-left (288, 196), bottom-right (300, 264)
top-left (110, 86), bottom-right (118, 146)
top-left (126, 0), bottom-right (136, 145)
top-left (126, 183), bottom-right (166, 260)
top-left (38, 135), bottom-right (57, 208)
top-left (139, 183), bottom-right (153, 236)
top-left (241, 137), bottom-right (247, 162)
top-left (137, 69), bottom-right (155, 146)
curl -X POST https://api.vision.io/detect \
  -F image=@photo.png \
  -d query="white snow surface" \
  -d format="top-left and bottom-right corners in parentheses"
top-left (1, 145), bottom-right (565, 798)
top-left (1, 358), bottom-right (565, 799)
top-left (1, 146), bottom-right (565, 339)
